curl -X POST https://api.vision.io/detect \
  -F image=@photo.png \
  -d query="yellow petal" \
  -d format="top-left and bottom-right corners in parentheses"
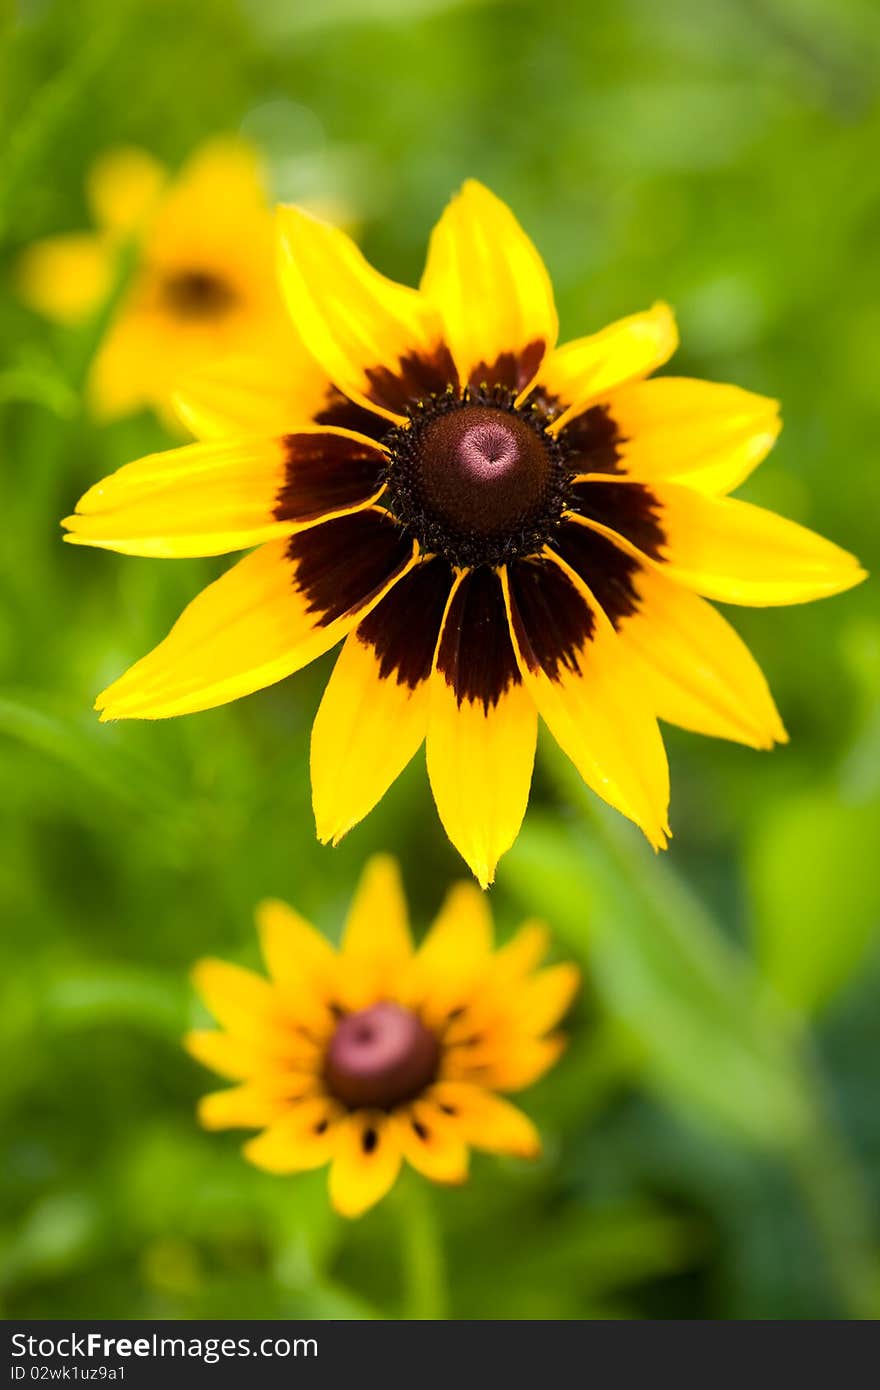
top-left (648, 483), bottom-right (867, 606)
top-left (311, 630), bottom-right (429, 847)
top-left (173, 347), bottom-right (331, 439)
top-left (593, 376), bottom-right (781, 494)
top-left (63, 429), bottom-right (386, 558)
top-left (338, 855), bottom-right (414, 1008)
top-left (63, 436), bottom-right (289, 558)
top-left (255, 899), bottom-right (340, 1033)
top-left (420, 179), bottom-right (557, 391)
top-left (148, 137), bottom-right (269, 262)
top-left (503, 557), bottom-right (670, 848)
top-left (539, 304), bottom-right (677, 429)
top-left (328, 1112), bottom-right (403, 1218)
top-left (197, 1082), bottom-right (314, 1131)
top-left (243, 1096), bottom-right (344, 1174)
top-left (184, 1029), bottom-right (284, 1082)
top-left (190, 959), bottom-right (292, 1047)
top-left (175, 137), bottom-right (263, 204)
top-left (443, 1033), bottom-right (566, 1092)
top-left (613, 558), bottom-right (787, 748)
top-left (427, 1081), bottom-right (541, 1157)
top-left (277, 205), bottom-right (452, 421)
top-left (418, 883), bottom-right (494, 968)
top-left (87, 147), bottom-right (165, 236)
top-left (310, 557), bottom-right (453, 846)
top-left (432, 961), bottom-right (561, 1066)
top-left (87, 310), bottom-right (155, 420)
top-left (16, 233), bottom-right (115, 324)
top-left (426, 570), bottom-right (537, 888)
top-left (96, 520), bottom-right (417, 720)
top-left (392, 1101), bottom-right (469, 1184)
top-left (406, 882), bottom-right (494, 1027)
top-left (426, 679), bottom-right (536, 890)
top-left (517, 963), bottom-right (580, 1034)
top-left (492, 921), bottom-right (550, 979)
top-left (174, 137), bottom-right (262, 198)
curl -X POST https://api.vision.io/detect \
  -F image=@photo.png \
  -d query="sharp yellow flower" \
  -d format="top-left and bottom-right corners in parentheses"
top-left (186, 856), bottom-right (577, 1218)
top-left (65, 181), bottom-right (866, 885)
top-left (19, 138), bottom-right (327, 425)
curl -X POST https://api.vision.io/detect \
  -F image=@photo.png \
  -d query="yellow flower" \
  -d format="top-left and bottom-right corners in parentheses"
top-left (186, 856), bottom-right (577, 1219)
top-left (19, 138), bottom-right (326, 425)
top-left (65, 182), bottom-right (866, 885)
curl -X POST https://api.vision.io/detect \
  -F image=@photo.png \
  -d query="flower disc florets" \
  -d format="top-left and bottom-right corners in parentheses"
top-left (383, 385), bottom-right (571, 568)
top-left (323, 1002), bottom-right (440, 1109)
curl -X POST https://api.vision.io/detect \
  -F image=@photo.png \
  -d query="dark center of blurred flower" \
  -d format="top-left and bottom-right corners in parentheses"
top-left (384, 389), bottom-right (569, 568)
top-left (323, 1002), bottom-right (439, 1109)
top-left (161, 269), bottom-right (238, 320)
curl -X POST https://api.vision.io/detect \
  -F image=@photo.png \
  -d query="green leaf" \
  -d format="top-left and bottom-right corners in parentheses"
top-left (0, 359), bottom-right (79, 416)
top-left (502, 809), bottom-right (812, 1152)
top-left (43, 962), bottom-right (188, 1039)
top-left (0, 691), bottom-right (182, 819)
top-left (748, 788), bottom-right (880, 1014)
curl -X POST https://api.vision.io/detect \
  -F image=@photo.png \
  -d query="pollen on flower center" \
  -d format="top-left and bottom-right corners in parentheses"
top-left (323, 1002), bottom-right (440, 1109)
top-left (161, 268), bottom-right (238, 320)
top-left (384, 390), bottom-right (570, 568)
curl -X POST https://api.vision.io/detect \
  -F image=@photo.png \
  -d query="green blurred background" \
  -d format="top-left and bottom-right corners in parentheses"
top-left (2, 0), bottom-right (880, 1320)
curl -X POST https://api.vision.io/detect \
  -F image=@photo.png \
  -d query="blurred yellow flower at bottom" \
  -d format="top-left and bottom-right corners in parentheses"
top-left (186, 856), bottom-right (578, 1218)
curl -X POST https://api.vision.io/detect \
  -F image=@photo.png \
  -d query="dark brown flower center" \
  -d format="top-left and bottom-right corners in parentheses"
top-left (323, 1002), bottom-right (439, 1109)
top-left (161, 269), bottom-right (238, 320)
top-left (417, 405), bottom-right (551, 536)
top-left (383, 388), bottom-right (570, 568)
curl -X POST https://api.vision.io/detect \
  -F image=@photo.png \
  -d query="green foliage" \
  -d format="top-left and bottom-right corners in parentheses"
top-left (749, 789), bottom-right (880, 1014)
top-left (2, 0), bottom-right (879, 1321)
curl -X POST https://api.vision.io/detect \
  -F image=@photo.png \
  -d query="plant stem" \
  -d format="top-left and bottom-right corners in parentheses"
top-left (396, 1175), bottom-right (448, 1321)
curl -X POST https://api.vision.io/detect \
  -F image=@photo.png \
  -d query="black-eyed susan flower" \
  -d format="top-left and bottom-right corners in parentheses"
top-left (65, 182), bottom-right (866, 884)
top-left (20, 138), bottom-right (327, 424)
top-left (186, 856), bottom-right (577, 1218)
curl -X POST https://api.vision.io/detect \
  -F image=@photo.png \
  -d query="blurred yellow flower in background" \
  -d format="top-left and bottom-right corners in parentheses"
top-left (186, 855), bottom-right (578, 1218)
top-left (18, 138), bottom-right (327, 425)
top-left (17, 146), bottom-right (163, 326)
